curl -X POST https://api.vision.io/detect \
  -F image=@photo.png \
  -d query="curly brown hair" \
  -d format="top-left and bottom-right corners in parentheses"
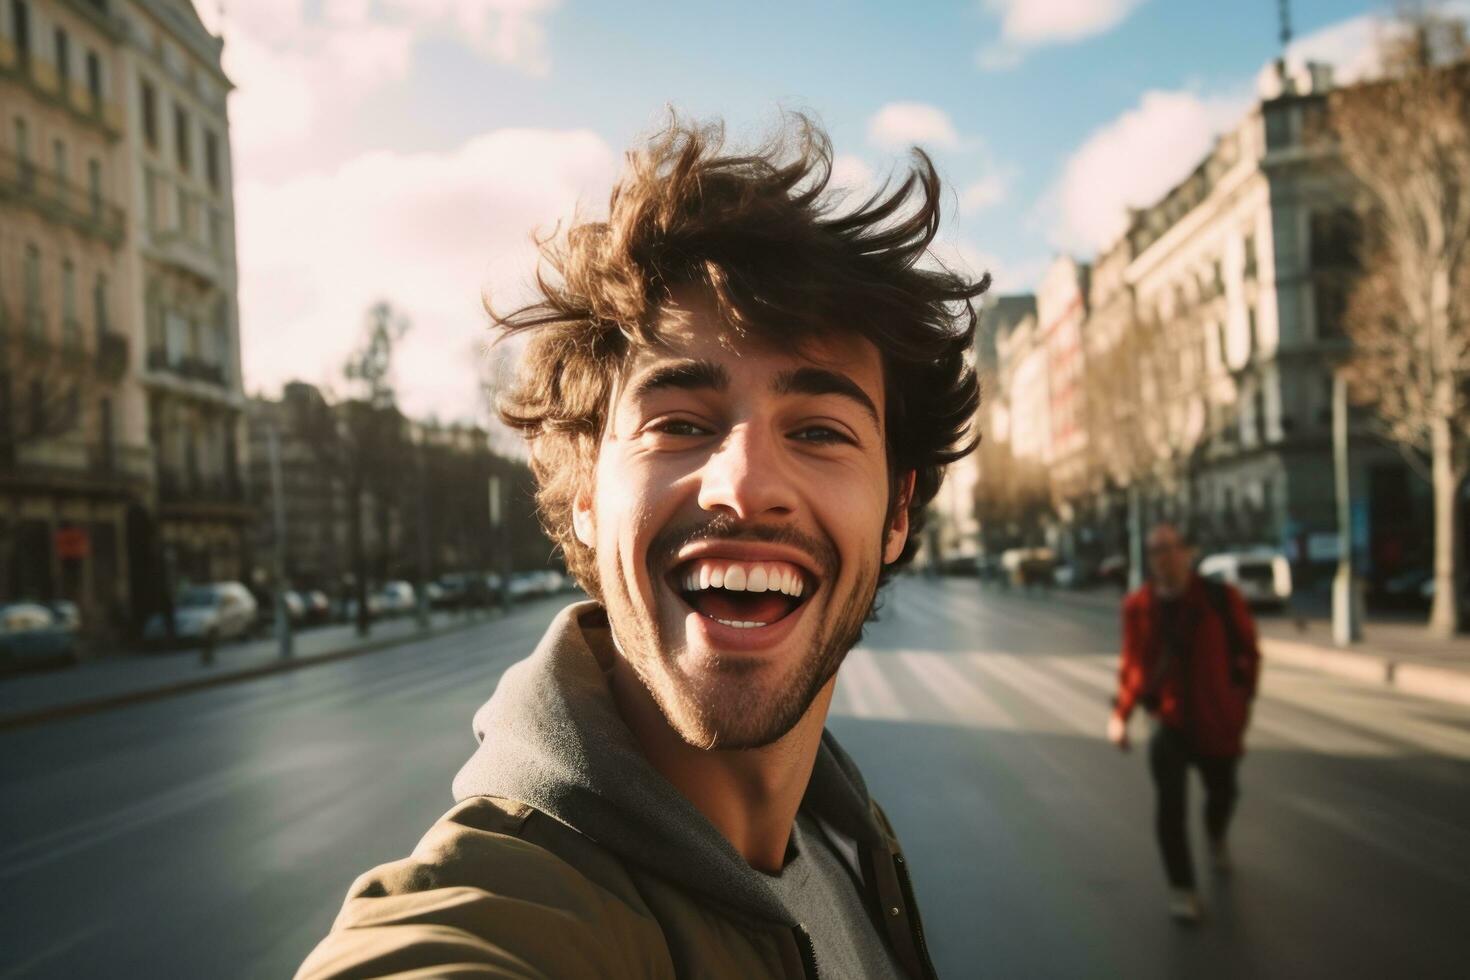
top-left (492, 114), bottom-right (987, 599)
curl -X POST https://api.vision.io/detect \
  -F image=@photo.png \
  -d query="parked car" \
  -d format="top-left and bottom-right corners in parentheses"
top-left (377, 581), bottom-right (417, 617)
top-left (508, 572), bottom-right (541, 601)
top-left (1197, 550), bottom-right (1292, 608)
top-left (431, 575), bottom-right (468, 610)
top-left (1098, 554), bottom-right (1129, 589)
top-left (303, 590), bottom-right (332, 624)
top-left (1000, 547), bottom-right (1055, 587)
top-left (0, 602), bottom-right (79, 670)
top-left (144, 582), bottom-right (259, 646)
top-left (340, 591), bottom-right (387, 622)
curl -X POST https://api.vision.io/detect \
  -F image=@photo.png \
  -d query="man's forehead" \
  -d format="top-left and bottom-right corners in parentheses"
top-left (624, 294), bottom-right (885, 391)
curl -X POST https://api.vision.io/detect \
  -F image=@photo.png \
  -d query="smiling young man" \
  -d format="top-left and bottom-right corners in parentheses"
top-left (297, 116), bottom-right (986, 980)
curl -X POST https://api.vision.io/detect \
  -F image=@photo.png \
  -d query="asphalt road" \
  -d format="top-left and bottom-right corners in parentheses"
top-left (1, 580), bottom-right (1466, 979)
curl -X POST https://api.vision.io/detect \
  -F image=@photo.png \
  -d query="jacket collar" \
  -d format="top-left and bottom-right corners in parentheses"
top-left (451, 600), bottom-right (886, 927)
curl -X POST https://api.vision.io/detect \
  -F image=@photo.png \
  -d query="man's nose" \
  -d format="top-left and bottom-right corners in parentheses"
top-left (696, 424), bottom-right (798, 520)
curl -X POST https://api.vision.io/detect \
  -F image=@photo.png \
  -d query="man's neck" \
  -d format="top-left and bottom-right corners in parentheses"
top-left (1154, 572), bottom-right (1194, 599)
top-left (608, 660), bottom-right (836, 874)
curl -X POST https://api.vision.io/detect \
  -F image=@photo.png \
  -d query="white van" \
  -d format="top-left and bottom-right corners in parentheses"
top-left (1197, 551), bottom-right (1292, 608)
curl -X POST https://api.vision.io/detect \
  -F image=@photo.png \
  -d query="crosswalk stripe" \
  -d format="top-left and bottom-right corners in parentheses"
top-left (894, 650), bottom-right (1021, 731)
top-left (833, 648), bottom-right (907, 721)
top-left (956, 653), bottom-right (1098, 738)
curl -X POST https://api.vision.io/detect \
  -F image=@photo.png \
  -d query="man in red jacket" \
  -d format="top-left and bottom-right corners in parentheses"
top-left (1107, 522), bottom-right (1261, 923)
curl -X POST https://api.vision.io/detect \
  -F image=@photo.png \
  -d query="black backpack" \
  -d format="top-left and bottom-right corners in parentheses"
top-left (1139, 579), bottom-right (1251, 710)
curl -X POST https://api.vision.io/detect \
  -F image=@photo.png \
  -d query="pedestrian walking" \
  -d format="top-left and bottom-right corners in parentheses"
top-left (1107, 522), bottom-right (1261, 923)
top-left (296, 113), bottom-right (987, 979)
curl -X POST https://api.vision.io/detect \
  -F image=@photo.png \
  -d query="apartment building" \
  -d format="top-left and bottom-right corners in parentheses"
top-left (0, 0), bottom-right (245, 640)
top-left (0, 0), bottom-right (142, 638)
top-left (118, 0), bottom-right (246, 588)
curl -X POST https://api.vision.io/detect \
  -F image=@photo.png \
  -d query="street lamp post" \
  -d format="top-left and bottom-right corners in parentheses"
top-left (489, 474), bottom-right (510, 613)
top-left (1332, 369), bottom-right (1362, 645)
top-left (267, 424), bottom-right (293, 659)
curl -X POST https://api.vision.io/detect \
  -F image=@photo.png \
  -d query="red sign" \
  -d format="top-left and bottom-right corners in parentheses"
top-left (55, 526), bottom-right (90, 560)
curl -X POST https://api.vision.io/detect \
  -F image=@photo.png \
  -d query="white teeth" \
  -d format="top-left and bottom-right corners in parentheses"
top-left (676, 559), bottom-right (809, 596)
top-left (714, 618), bottom-right (765, 629)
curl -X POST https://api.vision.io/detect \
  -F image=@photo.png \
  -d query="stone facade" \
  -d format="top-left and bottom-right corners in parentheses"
top-left (0, 0), bottom-right (244, 641)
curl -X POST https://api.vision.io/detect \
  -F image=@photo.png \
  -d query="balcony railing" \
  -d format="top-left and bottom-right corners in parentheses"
top-left (0, 149), bottom-right (125, 246)
top-left (157, 469), bottom-right (247, 506)
top-left (145, 347), bottom-right (228, 387)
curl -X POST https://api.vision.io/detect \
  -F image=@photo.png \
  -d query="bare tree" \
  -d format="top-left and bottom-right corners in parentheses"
top-left (1332, 12), bottom-right (1470, 635)
top-left (1082, 303), bottom-right (1240, 555)
top-left (288, 302), bottom-right (412, 636)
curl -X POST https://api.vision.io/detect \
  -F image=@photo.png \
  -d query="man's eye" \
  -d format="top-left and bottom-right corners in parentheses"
top-left (651, 419), bottom-right (709, 437)
top-left (791, 425), bottom-right (852, 445)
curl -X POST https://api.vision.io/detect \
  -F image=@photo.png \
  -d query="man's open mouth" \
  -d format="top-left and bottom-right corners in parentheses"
top-left (668, 558), bottom-right (816, 630)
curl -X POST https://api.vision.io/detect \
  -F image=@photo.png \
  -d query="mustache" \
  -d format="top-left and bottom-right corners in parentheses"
top-left (648, 514), bottom-right (839, 580)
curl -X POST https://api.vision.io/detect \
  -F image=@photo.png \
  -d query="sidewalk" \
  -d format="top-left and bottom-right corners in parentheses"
top-left (0, 608), bottom-right (498, 730)
top-left (1019, 583), bottom-right (1470, 708)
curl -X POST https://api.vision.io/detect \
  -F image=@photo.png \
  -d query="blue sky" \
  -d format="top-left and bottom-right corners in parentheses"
top-left (207, 0), bottom-right (1396, 421)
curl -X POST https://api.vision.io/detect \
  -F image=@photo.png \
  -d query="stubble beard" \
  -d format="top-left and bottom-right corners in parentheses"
top-left (601, 531), bottom-right (882, 752)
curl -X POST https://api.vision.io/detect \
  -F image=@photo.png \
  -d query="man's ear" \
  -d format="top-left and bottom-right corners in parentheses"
top-left (883, 471), bottom-right (916, 565)
top-left (572, 490), bottom-right (596, 549)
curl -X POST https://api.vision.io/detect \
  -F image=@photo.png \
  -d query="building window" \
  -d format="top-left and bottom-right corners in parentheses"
top-left (62, 259), bottom-right (78, 346)
top-left (1254, 385), bottom-right (1267, 445)
top-left (1247, 305), bottom-right (1258, 357)
top-left (54, 28), bottom-right (70, 93)
top-left (52, 138), bottom-right (67, 185)
top-left (174, 102), bottom-right (190, 173)
top-left (1310, 209), bottom-right (1361, 339)
top-left (29, 378), bottom-right (44, 436)
top-left (141, 79), bottom-right (158, 148)
top-left (11, 1), bottom-right (30, 67)
top-left (86, 50), bottom-right (102, 111)
top-left (0, 370), bottom-right (12, 453)
top-left (1243, 233), bottom-right (1257, 280)
top-left (93, 274), bottom-right (109, 340)
top-left (24, 244), bottom-right (41, 331)
top-left (88, 158), bottom-right (102, 218)
top-left (204, 129), bottom-right (219, 191)
top-left (177, 184), bottom-right (191, 236)
top-left (99, 397), bottom-right (115, 469)
top-left (14, 117), bottom-right (32, 189)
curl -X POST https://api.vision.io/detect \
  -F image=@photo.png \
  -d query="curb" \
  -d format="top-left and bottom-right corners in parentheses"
top-left (986, 584), bottom-right (1470, 708)
top-left (0, 614), bottom-right (493, 733)
top-left (1261, 636), bottom-right (1470, 708)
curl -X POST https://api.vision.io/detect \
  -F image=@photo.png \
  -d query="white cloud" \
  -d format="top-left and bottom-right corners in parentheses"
top-left (830, 153), bottom-right (876, 191)
top-left (867, 102), bottom-right (961, 151)
top-left (927, 240), bottom-right (1048, 295)
top-left (211, 1), bottom-right (559, 173)
top-left (1044, 88), bottom-right (1246, 253)
top-left (236, 129), bottom-right (618, 422)
top-left (960, 173), bottom-right (1007, 214)
top-left (381, 0), bottom-right (557, 76)
top-left (978, 0), bottom-right (1147, 70)
top-left (1279, 3), bottom-right (1470, 87)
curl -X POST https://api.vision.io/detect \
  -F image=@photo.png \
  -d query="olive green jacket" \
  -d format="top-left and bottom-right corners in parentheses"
top-left (296, 603), bottom-right (937, 979)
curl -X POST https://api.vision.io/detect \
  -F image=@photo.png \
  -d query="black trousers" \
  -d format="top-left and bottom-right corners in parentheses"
top-left (1147, 724), bottom-right (1240, 890)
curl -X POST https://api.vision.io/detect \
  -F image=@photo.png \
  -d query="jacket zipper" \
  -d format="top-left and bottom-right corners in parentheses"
top-left (892, 854), bottom-right (938, 980)
top-left (793, 925), bottom-right (819, 979)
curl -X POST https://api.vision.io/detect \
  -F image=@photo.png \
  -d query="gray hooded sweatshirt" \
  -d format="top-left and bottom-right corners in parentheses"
top-left (450, 601), bottom-right (932, 979)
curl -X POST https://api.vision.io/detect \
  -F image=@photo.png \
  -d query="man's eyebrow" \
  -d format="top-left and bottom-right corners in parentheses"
top-left (627, 359), bottom-right (730, 400)
top-left (773, 367), bottom-right (881, 428)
